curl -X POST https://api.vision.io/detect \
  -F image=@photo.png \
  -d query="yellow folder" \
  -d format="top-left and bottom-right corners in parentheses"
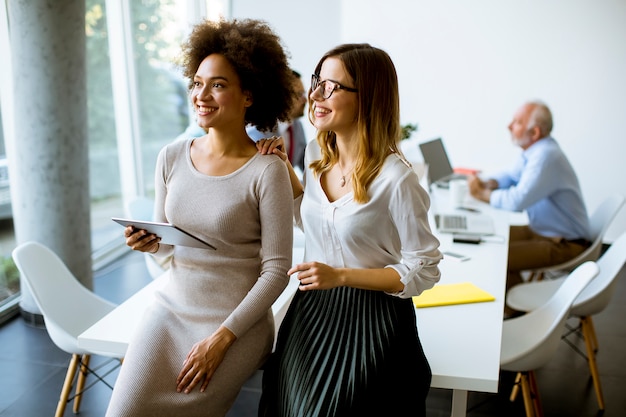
top-left (412, 282), bottom-right (495, 308)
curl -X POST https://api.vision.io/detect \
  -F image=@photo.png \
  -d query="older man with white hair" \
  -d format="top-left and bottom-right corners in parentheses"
top-left (468, 100), bottom-right (591, 317)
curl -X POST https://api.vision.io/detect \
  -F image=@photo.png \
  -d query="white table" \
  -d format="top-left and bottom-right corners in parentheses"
top-left (78, 245), bottom-right (304, 358)
top-left (419, 186), bottom-right (511, 417)
top-left (79, 191), bottom-right (512, 417)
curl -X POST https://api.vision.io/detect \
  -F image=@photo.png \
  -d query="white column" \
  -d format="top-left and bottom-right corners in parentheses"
top-left (7, 1), bottom-right (92, 318)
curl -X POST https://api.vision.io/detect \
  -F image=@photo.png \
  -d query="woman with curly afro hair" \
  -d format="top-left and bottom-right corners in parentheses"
top-left (106, 19), bottom-right (296, 417)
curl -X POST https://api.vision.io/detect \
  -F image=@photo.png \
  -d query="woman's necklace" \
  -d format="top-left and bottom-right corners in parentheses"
top-left (338, 163), bottom-right (354, 187)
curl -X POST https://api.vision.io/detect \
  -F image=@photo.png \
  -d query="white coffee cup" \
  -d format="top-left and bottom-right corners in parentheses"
top-left (449, 179), bottom-right (468, 208)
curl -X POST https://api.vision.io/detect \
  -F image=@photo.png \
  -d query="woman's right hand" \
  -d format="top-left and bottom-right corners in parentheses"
top-left (288, 261), bottom-right (344, 291)
top-left (256, 135), bottom-right (304, 198)
top-left (124, 225), bottom-right (160, 253)
top-left (256, 136), bottom-right (287, 161)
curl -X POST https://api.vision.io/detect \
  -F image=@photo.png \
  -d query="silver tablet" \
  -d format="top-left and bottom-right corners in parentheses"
top-left (112, 217), bottom-right (216, 250)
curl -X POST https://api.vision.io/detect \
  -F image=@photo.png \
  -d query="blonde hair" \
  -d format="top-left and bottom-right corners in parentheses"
top-left (309, 44), bottom-right (403, 203)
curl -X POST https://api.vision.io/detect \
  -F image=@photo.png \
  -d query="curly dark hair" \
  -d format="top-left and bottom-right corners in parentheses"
top-left (179, 18), bottom-right (296, 132)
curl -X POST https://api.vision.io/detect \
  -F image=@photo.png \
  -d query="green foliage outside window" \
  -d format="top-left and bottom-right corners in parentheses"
top-left (85, 0), bottom-right (189, 199)
top-left (0, 256), bottom-right (19, 300)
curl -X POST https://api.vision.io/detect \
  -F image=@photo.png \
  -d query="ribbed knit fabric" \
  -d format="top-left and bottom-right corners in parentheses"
top-left (106, 139), bottom-right (293, 417)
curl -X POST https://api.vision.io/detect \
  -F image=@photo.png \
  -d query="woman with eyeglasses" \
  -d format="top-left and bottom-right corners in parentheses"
top-left (256, 43), bottom-right (442, 417)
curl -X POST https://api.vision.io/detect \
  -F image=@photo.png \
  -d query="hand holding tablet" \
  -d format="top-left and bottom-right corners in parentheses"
top-left (112, 217), bottom-right (216, 250)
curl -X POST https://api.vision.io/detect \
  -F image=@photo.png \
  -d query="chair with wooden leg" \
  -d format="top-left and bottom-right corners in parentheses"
top-left (500, 261), bottom-right (599, 417)
top-left (506, 231), bottom-right (626, 411)
top-left (12, 241), bottom-right (123, 417)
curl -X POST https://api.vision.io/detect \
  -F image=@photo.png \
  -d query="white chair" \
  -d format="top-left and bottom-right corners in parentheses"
top-left (500, 261), bottom-right (599, 417)
top-left (506, 231), bottom-right (626, 411)
top-left (524, 193), bottom-right (624, 281)
top-left (12, 241), bottom-right (123, 417)
top-left (124, 196), bottom-right (171, 279)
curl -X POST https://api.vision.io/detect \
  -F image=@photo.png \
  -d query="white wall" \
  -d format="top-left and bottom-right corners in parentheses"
top-left (231, 0), bottom-right (339, 101)
top-left (231, 0), bottom-right (340, 149)
top-left (233, 0), bottom-right (626, 241)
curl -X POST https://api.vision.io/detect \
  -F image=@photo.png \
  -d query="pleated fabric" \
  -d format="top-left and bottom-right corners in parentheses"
top-left (260, 286), bottom-right (431, 417)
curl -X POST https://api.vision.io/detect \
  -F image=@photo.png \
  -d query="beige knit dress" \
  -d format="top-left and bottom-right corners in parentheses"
top-left (106, 138), bottom-right (293, 417)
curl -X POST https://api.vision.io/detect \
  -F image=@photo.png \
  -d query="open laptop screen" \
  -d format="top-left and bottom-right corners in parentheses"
top-left (419, 138), bottom-right (457, 185)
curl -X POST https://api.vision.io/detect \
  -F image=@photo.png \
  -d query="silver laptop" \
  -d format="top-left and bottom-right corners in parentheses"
top-left (419, 138), bottom-right (467, 188)
top-left (435, 212), bottom-right (495, 236)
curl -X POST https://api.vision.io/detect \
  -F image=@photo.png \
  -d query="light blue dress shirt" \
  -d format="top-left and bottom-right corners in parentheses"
top-left (490, 136), bottom-right (590, 240)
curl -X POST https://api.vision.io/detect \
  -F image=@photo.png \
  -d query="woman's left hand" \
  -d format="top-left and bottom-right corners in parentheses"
top-left (288, 261), bottom-right (344, 290)
top-left (176, 326), bottom-right (236, 394)
top-left (256, 136), bottom-right (287, 161)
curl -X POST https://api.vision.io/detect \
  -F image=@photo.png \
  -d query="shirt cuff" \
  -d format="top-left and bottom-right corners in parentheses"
top-left (384, 262), bottom-right (425, 298)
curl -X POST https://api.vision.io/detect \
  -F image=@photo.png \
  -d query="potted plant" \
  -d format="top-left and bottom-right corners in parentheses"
top-left (401, 123), bottom-right (418, 140)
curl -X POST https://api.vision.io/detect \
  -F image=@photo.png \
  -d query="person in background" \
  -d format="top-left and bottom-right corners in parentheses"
top-left (247, 69), bottom-right (308, 172)
top-left (256, 43), bottom-right (442, 417)
top-left (106, 18), bottom-right (295, 417)
top-left (175, 121), bottom-right (206, 141)
top-left (467, 100), bottom-right (591, 317)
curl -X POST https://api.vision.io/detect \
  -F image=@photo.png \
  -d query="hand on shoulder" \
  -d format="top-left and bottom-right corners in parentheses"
top-left (256, 136), bottom-right (287, 161)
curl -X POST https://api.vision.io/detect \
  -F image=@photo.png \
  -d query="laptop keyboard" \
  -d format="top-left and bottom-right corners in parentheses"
top-left (443, 215), bottom-right (467, 230)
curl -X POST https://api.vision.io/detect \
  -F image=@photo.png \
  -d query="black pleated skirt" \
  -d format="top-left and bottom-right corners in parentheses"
top-left (259, 286), bottom-right (431, 417)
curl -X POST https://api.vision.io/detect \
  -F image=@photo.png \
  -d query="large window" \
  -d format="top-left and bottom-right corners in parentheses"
top-left (0, 103), bottom-right (18, 322)
top-left (0, 0), bottom-right (215, 320)
top-left (86, 0), bottom-right (191, 263)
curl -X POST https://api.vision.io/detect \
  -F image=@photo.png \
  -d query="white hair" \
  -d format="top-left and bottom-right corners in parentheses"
top-left (527, 100), bottom-right (553, 136)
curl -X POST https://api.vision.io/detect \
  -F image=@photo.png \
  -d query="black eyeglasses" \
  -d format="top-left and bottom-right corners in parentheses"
top-left (311, 74), bottom-right (358, 99)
